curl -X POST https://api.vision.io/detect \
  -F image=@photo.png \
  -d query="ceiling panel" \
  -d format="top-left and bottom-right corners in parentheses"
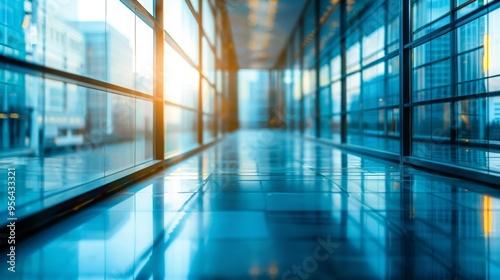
top-left (224, 0), bottom-right (308, 69)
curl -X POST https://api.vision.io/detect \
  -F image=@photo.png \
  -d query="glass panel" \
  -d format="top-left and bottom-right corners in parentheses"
top-left (331, 51), bottom-right (341, 82)
top-left (104, 93), bottom-right (136, 175)
top-left (135, 99), bottom-right (153, 164)
top-left (106, 0), bottom-right (136, 89)
top-left (0, 65), bottom-right (154, 213)
top-left (412, 33), bottom-right (452, 102)
top-left (362, 62), bottom-right (385, 110)
top-left (202, 79), bottom-right (215, 114)
top-left (346, 73), bottom-right (361, 112)
top-left (191, 0), bottom-right (200, 13)
top-left (331, 115), bottom-right (342, 143)
top-left (456, 0), bottom-right (492, 18)
top-left (347, 112), bottom-right (362, 146)
top-left (489, 96), bottom-right (500, 172)
top-left (346, 30), bottom-right (361, 74)
top-left (332, 81), bottom-right (341, 114)
top-left (238, 70), bottom-right (270, 128)
top-left (319, 62), bottom-right (330, 87)
top-left (362, 7), bottom-right (385, 66)
top-left (302, 66), bottom-right (316, 136)
top-left (203, 37), bottom-right (216, 83)
top-left (138, 0), bottom-right (155, 15)
top-left (303, 0), bottom-right (317, 67)
top-left (164, 105), bottom-right (198, 158)
top-left (203, 0), bottom-right (215, 44)
top-left (0, 0), bottom-right (107, 79)
top-left (412, 0), bottom-right (450, 39)
top-left (319, 0), bottom-right (341, 53)
top-left (203, 114), bottom-right (215, 143)
top-left (164, 42), bottom-right (199, 109)
top-left (164, 0), bottom-right (199, 65)
top-left (387, 56), bottom-right (400, 106)
top-left (319, 86), bottom-right (331, 117)
top-left (0, 0), bottom-right (155, 93)
top-left (135, 17), bottom-right (154, 94)
top-left (387, 0), bottom-right (400, 52)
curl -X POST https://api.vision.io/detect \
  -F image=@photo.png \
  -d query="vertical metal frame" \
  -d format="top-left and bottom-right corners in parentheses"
top-left (450, 0), bottom-right (458, 144)
top-left (214, 1), bottom-right (220, 137)
top-left (357, 16), bottom-right (364, 140)
top-left (299, 22), bottom-right (305, 134)
top-left (314, 0), bottom-right (321, 138)
top-left (340, 0), bottom-right (347, 144)
top-left (154, 0), bottom-right (165, 159)
top-left (383, 0), bottom-right (390, 139)
top-left (399, 0), bottom-right (411, 159)
top-left (291, 36), bottom-right (296, 132)
top-left (288, 46), bottom-right (294, 131)
top-left (198, 0), bottom-right (204, 145)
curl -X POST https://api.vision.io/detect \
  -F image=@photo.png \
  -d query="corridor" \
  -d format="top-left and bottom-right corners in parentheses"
top-left (3, 130), bottom-right (499, 279)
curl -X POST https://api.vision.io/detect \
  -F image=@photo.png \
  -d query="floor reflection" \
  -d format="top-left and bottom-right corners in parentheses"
top-left (2, 130), bottom-right (500, 279)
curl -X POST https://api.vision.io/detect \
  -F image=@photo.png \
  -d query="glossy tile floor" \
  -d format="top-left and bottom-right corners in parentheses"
top-left (2, 130), bottom-right (500, 279)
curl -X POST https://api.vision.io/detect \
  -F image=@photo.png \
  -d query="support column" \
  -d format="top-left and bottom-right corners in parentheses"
top-left (340, 0), bottom-right (347, 144)
top-left (198, 0), bottom-right (204, 145)
top-left (314, 0), bottom-right (321, 138)
top-left (153, 0), bottom-right (165, 160)
top-left (399, 0), bottom-right (412, 160)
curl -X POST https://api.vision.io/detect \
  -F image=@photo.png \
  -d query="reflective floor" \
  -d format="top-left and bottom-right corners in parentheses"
top-left (2, 130), bottom-right (500, 279)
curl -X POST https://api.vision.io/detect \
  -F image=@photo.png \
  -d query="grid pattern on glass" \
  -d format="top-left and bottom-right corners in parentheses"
top-left (164, 0), bottom-right (199, 65)
top-left (0, 0), bottom-right (154, 95)
top-left (0, 0), bottom-right (231, 218)
top-left (280, 0), bottom-right (403, 154)
top-left (409, 5), bottom-right (500, 172)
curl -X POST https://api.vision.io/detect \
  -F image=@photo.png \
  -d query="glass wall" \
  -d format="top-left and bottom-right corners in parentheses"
top-left (281, 0), bottom-right (400, 152)
top-left (0, 0), bottom-right (232, 217)
top-left (278, 0), bottom-right (500, 178)
top-left (410, 1), bottom-right (500, 173)
top-left (162, 0), bottom-right (223, 153)
top-left (238, 70), bottom-right (270, 128)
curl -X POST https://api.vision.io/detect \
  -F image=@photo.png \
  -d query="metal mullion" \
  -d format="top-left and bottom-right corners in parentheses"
top-left (340, 0), bottom-right (347, 144)
top-left (384, 0), bottom-right (390, 139)
top-left (405, 25), bottom-right (453, 50)
top-left (0, 55), bottom-right (155, 101)
top-left (184, 0), bottom-right (202, 28)
top-left (413, 56), bottom-right (452, 71)
top-left (345, 0), bottom-right (386, 32)
top-left (337, 51), bottom-right (398, 82)
top-left (450, 0), bottom-right (458, 144)
top-left (153, 0), bottom-right (165, 160)
top-left (163, 100), bottom-right (200, 113)
top-left (346, 104), bottom-right (400, 114)
top-left (456, 45), bottom-right (485, 56)
top-left (289, 44), bottom-right (294, 131)
top-left (412, 12), bottom-right (452, 34)
top-left (456, 74), bottom-right (500, 86)
top-left (358, 20), bottom-right (364, 142)
top-left (405, 0), bottom-right (500, 51)
top-left (299, 23), bottom-right (305, 135)
top-left (315, 0), bottom-right (321, 138)
top-left (400, 0), bottom-right (412, 159)
top-left (121, 0), bottom-right (157, 29)
top-left (164, 31), bottom-right (198, 70)
top-left (405, 92), bottom-right (491, 108)
top-left (201, 74), bottom-right (216, 88)
top-left (198, 0), bottom-right (204, 145)
top-left (199, 0), bottom-right (217, 50)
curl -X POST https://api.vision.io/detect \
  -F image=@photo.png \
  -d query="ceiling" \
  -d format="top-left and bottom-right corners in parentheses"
top-left (224, 0), bottom-right (308, 69)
